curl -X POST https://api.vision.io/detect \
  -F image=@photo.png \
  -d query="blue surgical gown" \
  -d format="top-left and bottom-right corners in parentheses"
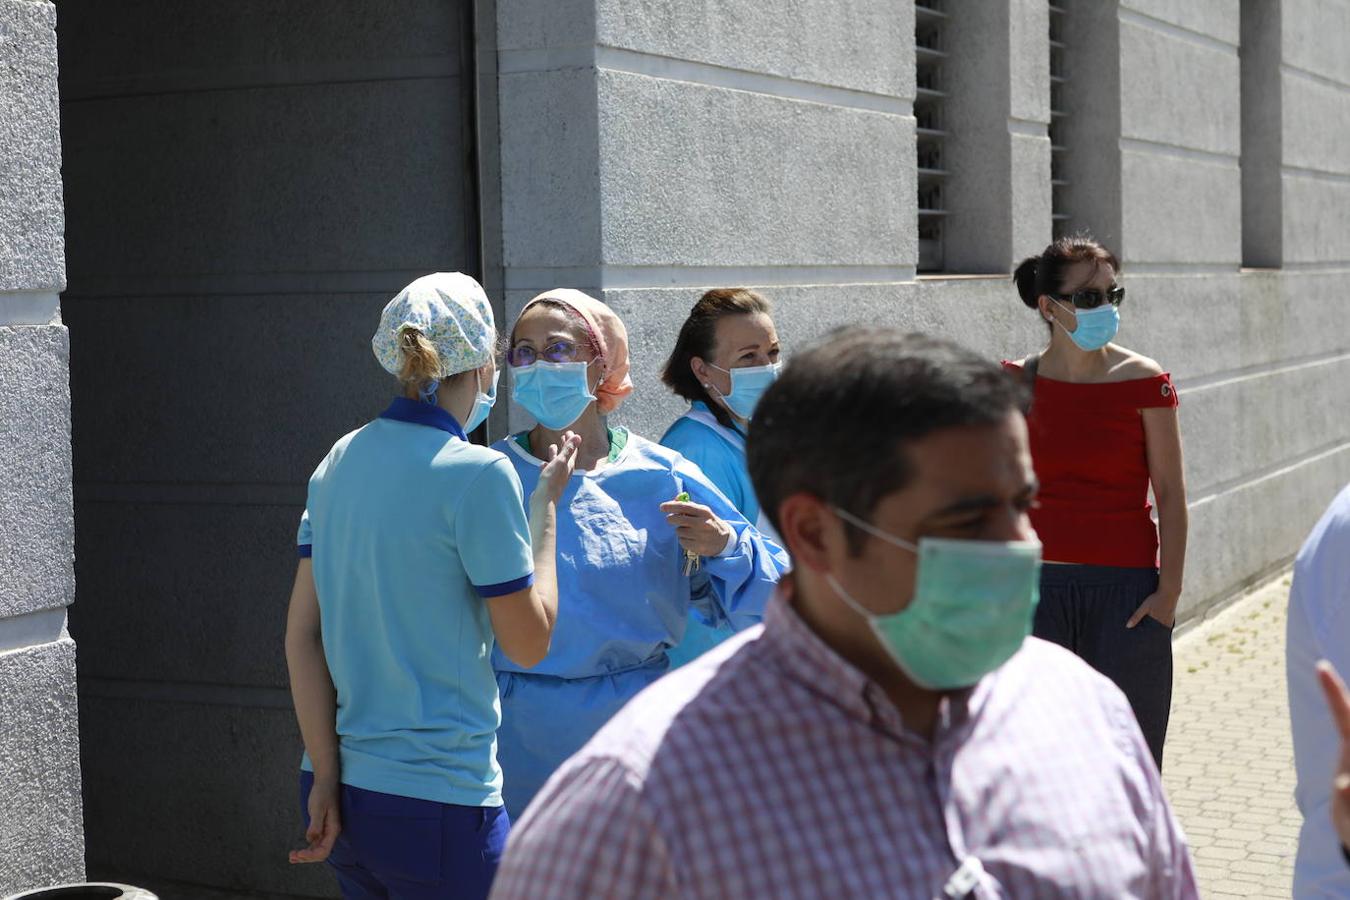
top-left (660, 402), bottom-right (789, 666)
top-left (490, 430), bottom-right (788, 817)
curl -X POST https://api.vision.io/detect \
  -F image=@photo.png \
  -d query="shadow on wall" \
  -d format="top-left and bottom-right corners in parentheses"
top-left (56, 0), bottom-right (478, 896)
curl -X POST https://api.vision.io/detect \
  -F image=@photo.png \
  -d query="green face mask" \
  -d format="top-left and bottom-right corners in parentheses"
top-left (827, 507), bottom-right (1042, 690)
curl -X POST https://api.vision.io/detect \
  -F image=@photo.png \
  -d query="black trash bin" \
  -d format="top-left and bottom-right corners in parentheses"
top-left (3, 885), bottom-right (157, 900)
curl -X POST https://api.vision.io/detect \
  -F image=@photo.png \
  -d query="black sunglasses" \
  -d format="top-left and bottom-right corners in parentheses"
top-left (1053, 285), bottom-right (1126, 310)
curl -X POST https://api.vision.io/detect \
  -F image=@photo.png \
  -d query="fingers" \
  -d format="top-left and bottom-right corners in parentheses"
top-left (665, 513), bottom-right (711, 528)
top-left (316, 809), bottom-right (341, 858)
top-left (289, 809), bottom-right (340, 864)
top-left (1125, 599), bottom-right (1149, 629)
top-left (540, 434), bottom-right (580, 470)
top-left (660, 501), bottom-right (712, 517)
top-left (1317, 661), bottom-right (1350, 740)
top-left (539, 434), bottom-right (581, 477)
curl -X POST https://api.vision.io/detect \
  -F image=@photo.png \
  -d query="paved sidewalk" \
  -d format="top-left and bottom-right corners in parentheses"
top-left (1162, 573), bottom-right (1302, 898)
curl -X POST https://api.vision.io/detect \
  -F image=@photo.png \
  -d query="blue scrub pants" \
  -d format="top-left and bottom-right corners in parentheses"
top-left (299, 771), bottom-right (510, 900)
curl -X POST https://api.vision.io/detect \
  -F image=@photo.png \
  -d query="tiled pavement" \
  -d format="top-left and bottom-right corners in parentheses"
top-left (99, 575), bottom-right (1310, 900)
top-left (1163, 573), bottom-right (1303, 898)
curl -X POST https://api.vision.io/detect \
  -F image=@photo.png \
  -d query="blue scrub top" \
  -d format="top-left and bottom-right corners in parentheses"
top-left (660, 402), bottom-right (789, 666)
top-left (490, 430), bottom-right (787, 815)
top-left (660, 401), bottom-right (762, 525)
top-left (298, 397), bottom-right (534, 807)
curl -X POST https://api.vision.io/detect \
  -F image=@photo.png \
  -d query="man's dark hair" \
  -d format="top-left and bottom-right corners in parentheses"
top-left (747, 329), bottom-right (1029, 553)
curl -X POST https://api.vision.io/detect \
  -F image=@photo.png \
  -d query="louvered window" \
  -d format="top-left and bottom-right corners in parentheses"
top-left (1049, 2), bottom-right (1070, 238)
top-left (915, 1), bottom-right (948, 272)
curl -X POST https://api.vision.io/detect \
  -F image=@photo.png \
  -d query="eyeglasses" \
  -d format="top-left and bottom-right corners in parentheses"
top-left (1054, 286), bottom-right (1126, 310)
top-left (507, 339), bottom-right (591, 368)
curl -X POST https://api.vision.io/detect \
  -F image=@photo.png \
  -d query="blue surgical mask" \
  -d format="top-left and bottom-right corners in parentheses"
top-left (708, 361), bottom-right (782, 420)
top-left (827, 507), bottom-right (1042, 690)
top-left (1054, 300), bottom-right (1120, 352)
top-left (463, 368), bottom-right (499, 433)
top-left (511, 360), bottom-right (596, 430)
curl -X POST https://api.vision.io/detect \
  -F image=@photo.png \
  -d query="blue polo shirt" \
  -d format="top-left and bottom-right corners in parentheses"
top-left (297, 397), bottom-right (533, 807)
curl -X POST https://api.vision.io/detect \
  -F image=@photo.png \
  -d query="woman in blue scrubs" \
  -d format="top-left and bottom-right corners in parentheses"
top-left (285, 273), bottom-right (578, 899)
top-left (659, 288), bottom-right (786, 665)
top-left (491, 289), bottom-right (788, 818)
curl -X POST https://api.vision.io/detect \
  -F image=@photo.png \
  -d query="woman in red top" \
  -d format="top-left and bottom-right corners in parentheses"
top-left (1006, 236), bottom-right (1187, 768)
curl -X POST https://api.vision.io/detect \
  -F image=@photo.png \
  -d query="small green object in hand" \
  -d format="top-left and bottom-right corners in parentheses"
top-left (675, 492), bottom-right (700, 575)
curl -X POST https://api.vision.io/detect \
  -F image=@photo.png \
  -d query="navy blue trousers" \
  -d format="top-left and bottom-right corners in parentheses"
top-left (299, 771), bottom-right (510, 900)
top-left (1034, 564), bottom-right (1173, 770)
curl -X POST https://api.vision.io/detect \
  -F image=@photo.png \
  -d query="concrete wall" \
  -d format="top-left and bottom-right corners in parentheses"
top-left (0, 0), bottom-right (84, 894)
top-left (942, 0), bottom-right (1051, 273)
top-left (497, 0), bottom-right (918, 440)
top-left (28, 0), bottom-right (1350, 896)
top-left (497, 0), bottom-right (1350, 628)
top-left (1241, 0), bottom-right (1282, 266)
top-left (1111, 0), bottom-right (1350, 617)
top-left (57, 1), bottom-right (477, 895)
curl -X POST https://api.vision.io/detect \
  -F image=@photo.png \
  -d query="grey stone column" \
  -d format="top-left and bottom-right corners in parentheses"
top-left (494, 0), bottom-right (914, 437)
top-left (0, 0), bottom-right (85, 892)
top-left (1278, 0), bottom-right (1350, 266)
top-left (1240, 0), bottom-right (1282, 267)
top-left (942, 0), bottom-right (1052, 272)
top-left (1059, 0), bottom-right (1124, 252)
top-left (1118, 1), bottom-right (1242, 268)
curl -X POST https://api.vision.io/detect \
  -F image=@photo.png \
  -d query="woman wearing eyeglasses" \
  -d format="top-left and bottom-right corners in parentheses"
top-left (658, 288), bottom-right (789, 666)
top-left (1004, 237), bottom-right (1187, 769)
top-left (490, 289), bottom-right (787, 818)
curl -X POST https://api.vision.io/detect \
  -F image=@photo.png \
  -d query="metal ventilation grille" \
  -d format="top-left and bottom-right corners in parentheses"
top-left (915, 1), bottom-right (947, 272)
top-left (1049, 2), bottom-right (1070, 238)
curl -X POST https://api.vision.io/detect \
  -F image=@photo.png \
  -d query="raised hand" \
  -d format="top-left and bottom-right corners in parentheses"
top-left (534, 431), bottom-right (581, 506)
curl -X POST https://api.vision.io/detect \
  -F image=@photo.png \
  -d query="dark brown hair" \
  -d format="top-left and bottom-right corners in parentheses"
top-left (1013, 236), bottom-right (1121, 324)
top-left (661, 288), bottom-right (773, 429)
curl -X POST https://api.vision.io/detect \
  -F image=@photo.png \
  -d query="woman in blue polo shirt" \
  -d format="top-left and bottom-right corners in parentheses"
top-left (491, 289), bottom-right (788, 818)
top-left (285, 273), bottom-right (579, 900)
top-left (659, 288), bottom-right (786, 665)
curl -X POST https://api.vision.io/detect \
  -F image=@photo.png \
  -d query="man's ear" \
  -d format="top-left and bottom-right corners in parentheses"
top-left (778, 493), bottom-right (843, 574)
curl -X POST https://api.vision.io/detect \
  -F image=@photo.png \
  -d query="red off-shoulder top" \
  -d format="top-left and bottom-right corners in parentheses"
top-left (1003, 361), bottom-right (1179, 568)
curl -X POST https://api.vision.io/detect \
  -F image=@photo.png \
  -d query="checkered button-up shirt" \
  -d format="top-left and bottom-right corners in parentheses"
top-left (491, 594), bottom-right (1198, 899)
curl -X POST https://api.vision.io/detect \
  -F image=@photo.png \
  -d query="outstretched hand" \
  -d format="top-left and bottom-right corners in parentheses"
top-left (1316, 660), bottom-right (1350, 853)
top-left (290, 776), bottom-right (341, 864)
top-left (534, 432), bottom-right (581, 505)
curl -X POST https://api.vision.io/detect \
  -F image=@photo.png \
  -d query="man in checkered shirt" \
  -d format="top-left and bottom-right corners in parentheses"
top-left (491, 330), bottom-right (1198, 899)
